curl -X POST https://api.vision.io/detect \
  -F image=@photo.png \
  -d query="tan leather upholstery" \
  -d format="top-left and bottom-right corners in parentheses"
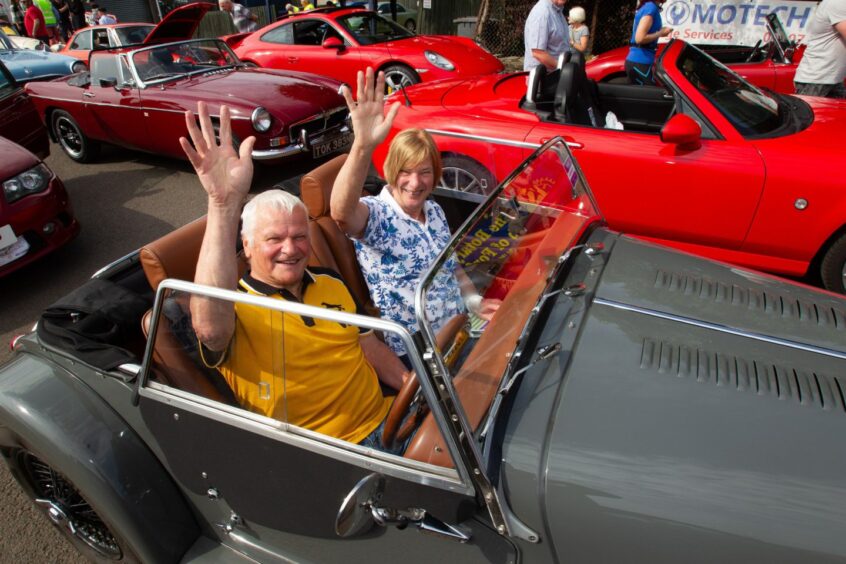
top-left (300, 153), bottom-right (377, 315)
top-left (141, 310), bottom-right (229, 403)
top-left (139, 216), bottom-right (207, 291)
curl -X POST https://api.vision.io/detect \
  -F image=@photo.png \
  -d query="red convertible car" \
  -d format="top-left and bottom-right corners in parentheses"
top-left (374, 39), bottom-right (846, 294)
top-left (227, 6), bottom-right (503, 93)
top-left (587, 13), bottom-right (811, 94)
top-left (24, 2), bottom-right (352, 164)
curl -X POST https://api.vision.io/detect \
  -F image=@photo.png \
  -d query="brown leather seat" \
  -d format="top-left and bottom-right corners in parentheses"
top-left (139, 216), bottom-right (234, 404)
top-left (300, 153), bottom-right (378, 316)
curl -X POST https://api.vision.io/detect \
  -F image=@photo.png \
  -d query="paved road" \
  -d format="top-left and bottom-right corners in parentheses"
top-left (0, 142), bottom-right (326, 562)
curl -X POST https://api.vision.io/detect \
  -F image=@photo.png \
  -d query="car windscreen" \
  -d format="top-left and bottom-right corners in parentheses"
top-left (0, 29), bottom-right (14, 50)
top-left (676, 43), bottom-right (781, 136)
top-left (131, 39), bottom-right (239, 84)
top-left (114, 25), bottom-right (155, 45)
top-left (766, 13), bottom-right (792, 55)
top-left (336, 13), bottom-right (412, 45)
top-left (418, 138), bottom-right (601, 397)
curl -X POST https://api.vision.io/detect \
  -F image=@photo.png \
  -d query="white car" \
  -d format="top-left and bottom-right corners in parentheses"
top-left (377, 2), bottom-right (416, 32)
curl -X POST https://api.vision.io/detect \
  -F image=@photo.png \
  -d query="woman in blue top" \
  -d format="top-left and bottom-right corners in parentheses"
top-left (625, 0), bottom-right (672, 85)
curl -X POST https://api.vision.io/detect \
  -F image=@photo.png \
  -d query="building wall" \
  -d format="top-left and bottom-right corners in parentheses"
top-left (97, 0), bottom-right (155, 23)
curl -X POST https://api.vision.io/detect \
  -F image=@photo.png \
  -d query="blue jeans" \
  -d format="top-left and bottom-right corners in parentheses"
top-left (358, 417), bottom-right (413, 456)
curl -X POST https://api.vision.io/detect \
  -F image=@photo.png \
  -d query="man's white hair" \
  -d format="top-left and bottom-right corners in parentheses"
top-left (241, 189), bottom-right (307, 246)
top-left (568, 6), bottom-right (586, 23)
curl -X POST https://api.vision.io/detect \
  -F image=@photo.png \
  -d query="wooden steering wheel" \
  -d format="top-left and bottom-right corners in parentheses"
top-left (381, 313), bottom-right (469, 449)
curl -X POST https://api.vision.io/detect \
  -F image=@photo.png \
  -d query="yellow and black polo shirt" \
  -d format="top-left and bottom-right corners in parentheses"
top-left (208, 268), bottom-right (391, 444)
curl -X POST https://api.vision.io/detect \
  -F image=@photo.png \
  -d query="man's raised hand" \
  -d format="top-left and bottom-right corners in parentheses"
top-left (179, 102), bottom-right (256, 207)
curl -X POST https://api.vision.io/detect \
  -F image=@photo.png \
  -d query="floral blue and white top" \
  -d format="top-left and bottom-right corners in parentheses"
top-left (355, 187), bottom-right (464, 355)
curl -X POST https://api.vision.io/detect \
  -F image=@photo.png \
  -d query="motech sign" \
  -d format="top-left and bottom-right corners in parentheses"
top-left (659, 0), bottom-right (818, 45)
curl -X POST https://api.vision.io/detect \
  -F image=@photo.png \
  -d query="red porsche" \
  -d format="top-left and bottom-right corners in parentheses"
top-left (226, 6), bottom-right (503, 93)
top-left (374, 39), bottom-right (846, 294)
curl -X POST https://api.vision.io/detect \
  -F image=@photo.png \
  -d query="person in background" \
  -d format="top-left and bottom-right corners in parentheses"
top-left (523, 0), bottom-right (569, 71)
top-left (218, 0), bottom-right (258, 33)
top-left (301, 0), bottom-right (314, 10)
top-left (9, 0), bottom-right (27, 36)
top-left (68, 0), bottom-right (84, 31)
top-left (625, 0), bottom-right (671, 85)
top-left (793, 0), bottom-right (846, 98)
top-left (86, 3), bottom-right (98, 25)
top-left (33, 0), bottom-right (57, 43)
top-left (567, 6), bottom-right (590, 57)
top-left (96, 6), bottom-right (115, 24)
top-left (23, 0), bottom-right (49, 42)
top-left (50, 0), bottom-right (71, 41)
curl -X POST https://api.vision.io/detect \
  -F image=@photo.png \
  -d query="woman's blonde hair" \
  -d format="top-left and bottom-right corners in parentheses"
top-left (569, 6), bottom-right (586, 23)
top-left (383, 129), bottom-right (442, 188)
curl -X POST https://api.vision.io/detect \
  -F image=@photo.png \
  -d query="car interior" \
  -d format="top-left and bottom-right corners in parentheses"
top-left (522, 51), bottom-right (677, 134)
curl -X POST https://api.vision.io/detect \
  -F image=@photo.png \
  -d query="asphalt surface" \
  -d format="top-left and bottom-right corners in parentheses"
top-left (0, 142), bottom-right (324, 562)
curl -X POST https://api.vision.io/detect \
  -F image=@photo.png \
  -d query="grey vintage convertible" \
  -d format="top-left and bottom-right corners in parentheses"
top-left (0, 137), bottom-right (845, 563)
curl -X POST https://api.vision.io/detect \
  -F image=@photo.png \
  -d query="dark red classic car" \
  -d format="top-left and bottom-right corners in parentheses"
top-left (23, 3), bottom-right (351, 164)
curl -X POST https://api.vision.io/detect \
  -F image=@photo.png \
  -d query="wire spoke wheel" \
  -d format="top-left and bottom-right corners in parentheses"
top-left (18, 451), bottom-right (123, 560)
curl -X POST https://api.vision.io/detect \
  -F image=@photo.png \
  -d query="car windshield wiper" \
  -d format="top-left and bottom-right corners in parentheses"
top-left (143, 72), bottom-right (183, 82)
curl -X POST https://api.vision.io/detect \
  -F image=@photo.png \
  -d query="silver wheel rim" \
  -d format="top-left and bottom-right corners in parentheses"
top-left (406, 21), bottom-right (415, 32)
top-left (439, 165), bottom-right (490, 195)
top-left (841, 259), bottom-right (846, 290)
top-left (55, 116), bottom-right (84, 159)
top-left (384, 69), bottom-right (414, 94)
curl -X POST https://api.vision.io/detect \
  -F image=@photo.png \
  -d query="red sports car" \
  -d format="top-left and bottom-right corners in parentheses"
top-left (374, 39), bottom-right (846, 294)
top-left (587, 12), bottom-right (812, 94)
top-left (24, 3), bottom-right (351, 164)
top-left (0, 137), bottom-right (79, 277)
top-left (59, 23), bottom-right (155, 62)
top-left (226, 6), bottom-right (503, 93)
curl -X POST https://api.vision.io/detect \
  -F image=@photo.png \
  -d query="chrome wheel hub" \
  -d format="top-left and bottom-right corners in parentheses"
top-left (440, 166), bottom-right (488, 194)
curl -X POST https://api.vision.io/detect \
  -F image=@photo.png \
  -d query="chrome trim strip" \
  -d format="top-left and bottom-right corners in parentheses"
top-left (594, 297), bottom-right (846, 361)
top-left (138, 278), bottom-right (475, 493)
top-left (141, 384), bottom-right (467, 492)
top-left (426, 128), bottom-right (539, 149)
top-left (26, 94), bottom-right (252, 119)
top-left (252, 144), bottom-right (304, 159)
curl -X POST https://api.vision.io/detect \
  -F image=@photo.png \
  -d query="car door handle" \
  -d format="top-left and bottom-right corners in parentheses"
top-left (541, 137), bottom-right (583, 149)
top-left (83, 92), bottom-right (95, 98)
top-left (287, 56), bottom-right (298, 63)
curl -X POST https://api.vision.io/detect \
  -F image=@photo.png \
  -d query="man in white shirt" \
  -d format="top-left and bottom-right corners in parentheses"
top-left (96, 6), bottom-right (115, 24)
top-left (523, 0), bottom-right (570, 71)
top-left (218, 0), bottom-right (258, 33)
top-left (794, 0), bottom-right (846, 98)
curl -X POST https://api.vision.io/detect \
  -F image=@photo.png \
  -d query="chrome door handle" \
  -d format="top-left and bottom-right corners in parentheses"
top-left (83, 92), bottom-right (95, 98)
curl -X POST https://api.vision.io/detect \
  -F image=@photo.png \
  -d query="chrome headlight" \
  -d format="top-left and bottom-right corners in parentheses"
top-left (424, 51), bottom-right (455, 71)
top-left (251, 107), bottom-right (272, 133)
top-left (3, 164), bottom-right (51, 204)
top-left (71, 60), bottom-right (87, 73)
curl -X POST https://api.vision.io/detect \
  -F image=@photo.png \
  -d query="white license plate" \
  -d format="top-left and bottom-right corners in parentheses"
top-left (0, 236), bottom-right (30, 267)
top-left (312, 131), bottom-right (353, 159)
top-left (0, 224), bottom-right (18, 250)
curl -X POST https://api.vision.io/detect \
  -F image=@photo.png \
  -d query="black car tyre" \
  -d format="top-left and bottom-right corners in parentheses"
top-left (440, 154), bottom-right (496, 196)
top-left (52, 110), bottom-right (100, 163)
top-left (820, 233), bottom-right (846, 294)
top-left (4, 446), bottom-right (139, 563)
top-left (382, 64), bottom-right (418, 94)
top-left (405, 19), bottom-right (416, 32)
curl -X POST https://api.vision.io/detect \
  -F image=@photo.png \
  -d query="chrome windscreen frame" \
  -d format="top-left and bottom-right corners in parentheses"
top-left (415, 132), bottom-right (601, 541)
top-left (135, 278), bottom-right (475, 496)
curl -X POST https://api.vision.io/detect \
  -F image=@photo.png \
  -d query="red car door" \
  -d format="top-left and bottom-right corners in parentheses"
top-left (287, 19), bottom-right (363, 86)
top-left (83, 53), bottom-right (145, 149)
top-left (730, 59), bottom-right (777, 91)
top-left (523, 121), bottom-right (765, 250)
